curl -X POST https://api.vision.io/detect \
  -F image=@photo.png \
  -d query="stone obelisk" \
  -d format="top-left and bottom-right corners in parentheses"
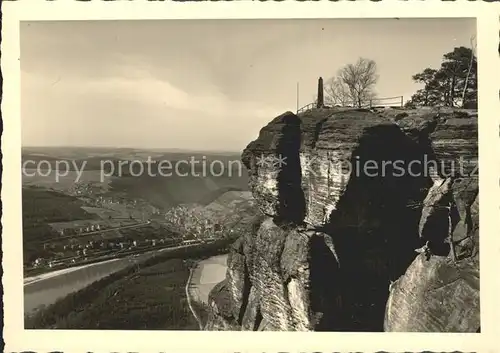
top-left (316, 77), bottom-right (324, 108)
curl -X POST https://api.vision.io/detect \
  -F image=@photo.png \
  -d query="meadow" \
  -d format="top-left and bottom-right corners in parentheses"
top-left (22, 187), bottom-right (98, 267)
top-left (22, 168), bottom-right (110, 192)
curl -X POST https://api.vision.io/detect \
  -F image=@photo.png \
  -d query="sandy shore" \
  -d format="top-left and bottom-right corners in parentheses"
top-left (188, 254), bottom-right (228, 304)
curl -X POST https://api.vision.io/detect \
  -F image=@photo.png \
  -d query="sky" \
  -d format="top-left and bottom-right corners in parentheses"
top-left (21, 18), bottom-right (476, 152)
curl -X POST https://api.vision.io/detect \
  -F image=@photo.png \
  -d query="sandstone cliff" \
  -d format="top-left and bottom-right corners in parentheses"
top-left (205, 107), bottom-right (479, 332)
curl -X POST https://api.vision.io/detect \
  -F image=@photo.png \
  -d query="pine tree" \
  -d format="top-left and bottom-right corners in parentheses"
top-left (406, 46), bottom-right (477, 108)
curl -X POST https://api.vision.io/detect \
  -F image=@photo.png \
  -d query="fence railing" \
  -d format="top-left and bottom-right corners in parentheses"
top-left (296, 95), bottom-right (404, 114)
top-left (364, 96), bottom-right (404, 108)
top-left (297, 102), bottom-right (316, 114)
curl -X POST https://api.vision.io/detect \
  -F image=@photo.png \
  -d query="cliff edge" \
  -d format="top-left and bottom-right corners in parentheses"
top-left (205, 107), bottom-right (479, 332)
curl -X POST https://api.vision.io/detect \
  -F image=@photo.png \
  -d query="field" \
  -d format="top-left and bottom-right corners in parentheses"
top-left (22, 148), bottom-right (250, 210)
top-left (22, 185), bottom-right (169, 275)
top-left (22, 187), bottom-right (98, 266)
top-left (106, 170), bottom-right (248, 210)
top-left (22, 169), bottom-right (111, 193)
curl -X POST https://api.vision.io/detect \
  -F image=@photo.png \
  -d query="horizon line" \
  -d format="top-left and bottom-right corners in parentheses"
top-left (21, 145), bottom-right (244, 154)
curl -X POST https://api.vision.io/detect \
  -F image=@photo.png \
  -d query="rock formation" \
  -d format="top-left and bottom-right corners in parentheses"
top-left (205, 106), bottom-right (478, 332)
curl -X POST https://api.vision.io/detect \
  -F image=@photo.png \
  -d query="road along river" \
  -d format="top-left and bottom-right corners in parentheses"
top-left (24, 244), bottom-right (207, 316)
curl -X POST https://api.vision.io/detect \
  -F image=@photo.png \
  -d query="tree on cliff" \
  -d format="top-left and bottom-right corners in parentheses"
top-left (314, 58), bottom-right (379, 108)
top-left (337, 57), bottom-right (379, 108)
top-left (324, 77), bottom-right (353, 107)
top-left (406, 43), bottom-right (477, 109)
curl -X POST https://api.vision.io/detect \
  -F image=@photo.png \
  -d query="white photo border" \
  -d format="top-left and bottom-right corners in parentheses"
top-left (2, 1), bottom-right (499, 352)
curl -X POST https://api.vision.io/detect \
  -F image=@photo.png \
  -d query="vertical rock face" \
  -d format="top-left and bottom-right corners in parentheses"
top-left (384, 109), bottom-right (479, 332)
top-left (206, 107), bottom-right (478, 332)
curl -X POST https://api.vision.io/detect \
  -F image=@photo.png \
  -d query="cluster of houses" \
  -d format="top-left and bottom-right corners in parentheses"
top-left (32, 234), bottom-right (208, 269)
top-left (32, 257), bottom-right (75, 269)
top-left (93, 195), bottom-right (126, 207)
top-left (70, 184), bottom-right (161, 222)
top-left (32, 233), bottom-right (188, 269)
top-left (164, 205), bottom-right (229, 240)
top-left (92, 195), bottom-right (161, 215)
top-left (69, 181), bottom-right (102, 196)
top-left (56, 223), bottom-right (104, 236)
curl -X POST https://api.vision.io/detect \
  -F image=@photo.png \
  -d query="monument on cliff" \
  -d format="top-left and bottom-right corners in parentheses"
top-left (316, 76), bottom-right (324, 108)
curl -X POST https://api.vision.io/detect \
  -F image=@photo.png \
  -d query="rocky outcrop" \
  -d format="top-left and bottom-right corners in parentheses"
top-left (206, 107), bottom-right (478, 332)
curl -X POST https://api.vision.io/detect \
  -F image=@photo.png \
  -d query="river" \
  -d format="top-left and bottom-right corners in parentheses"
top-left (24, 246), bottom-right (187, 316)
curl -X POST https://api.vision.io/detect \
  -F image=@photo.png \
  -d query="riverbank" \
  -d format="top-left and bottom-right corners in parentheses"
top-left (24, 257), bottom-right (134, 315)
top-left (24, 238), bottom-right (184, 279)
top-left (189, 254), bottom-right (228, 304)
top-left (186, 254), bottom-right (228, 328)
top-left (24, 243), bottom-right (203, 316)
top-left (25, 237), bottom-right (234, 329)
top-left (24, 258), bottom-right (121, 285)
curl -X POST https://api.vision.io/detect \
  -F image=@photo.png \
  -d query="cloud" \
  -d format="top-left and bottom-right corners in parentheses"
top-left (63, 67), bottom-right (283, 119)
top-left (21, 69), bottom-right (283, 150)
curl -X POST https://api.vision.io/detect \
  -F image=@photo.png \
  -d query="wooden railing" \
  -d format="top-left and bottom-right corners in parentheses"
top-left (296, 95), bottom-right (404, 114)
top-left (297, 102), bottom-right (316, 114)
top-left (364, 96), bottom-right (404, 108)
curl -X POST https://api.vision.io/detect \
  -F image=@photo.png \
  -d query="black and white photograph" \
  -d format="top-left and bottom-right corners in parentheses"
top-left (17, 17), bottom-right (481, 333)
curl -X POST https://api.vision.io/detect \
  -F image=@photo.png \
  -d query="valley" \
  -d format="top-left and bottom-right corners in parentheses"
top-left (22, 147), bottom-right (257, 328)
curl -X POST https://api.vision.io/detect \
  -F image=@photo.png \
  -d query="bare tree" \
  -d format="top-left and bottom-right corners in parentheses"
top-left (337, 57), bottom-right (379, 108)
top-left (461, 35), bottom-right (477, 107)
top-left (324, 77), bottom-right (353, 107)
